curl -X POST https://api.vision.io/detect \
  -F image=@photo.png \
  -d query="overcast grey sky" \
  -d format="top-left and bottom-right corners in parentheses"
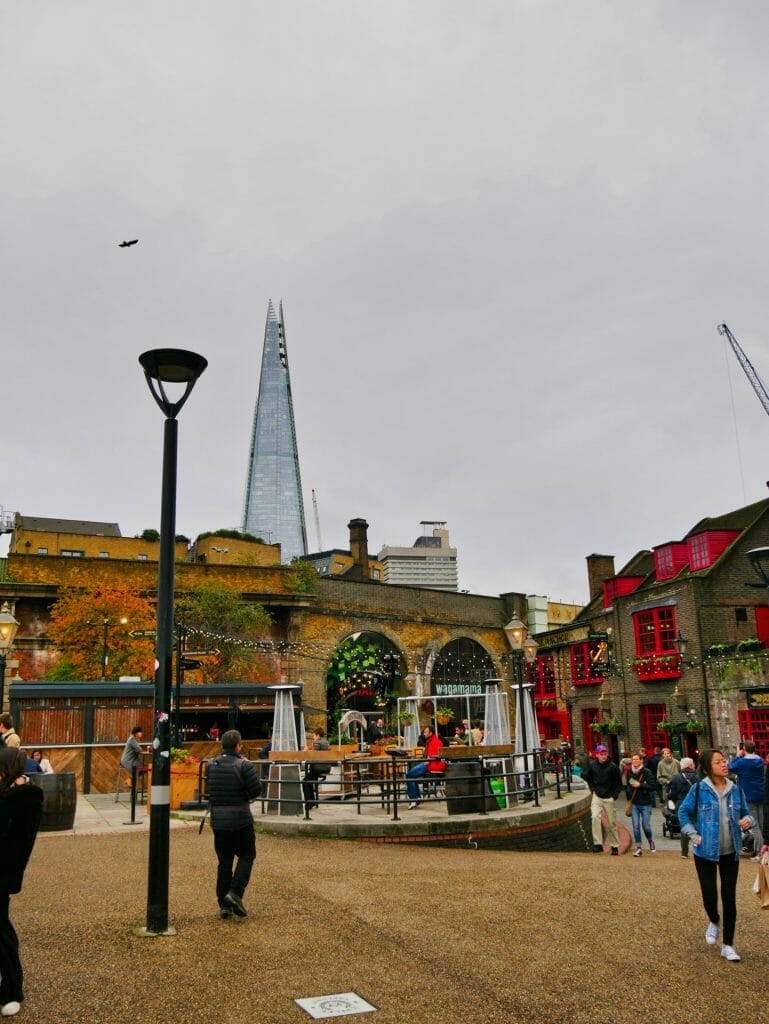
top-left (3, 1), bottom-right (769, 603)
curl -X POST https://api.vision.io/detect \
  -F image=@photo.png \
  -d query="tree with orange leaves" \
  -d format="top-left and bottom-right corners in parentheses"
top-left (46, 584), bottom-right (156, 681)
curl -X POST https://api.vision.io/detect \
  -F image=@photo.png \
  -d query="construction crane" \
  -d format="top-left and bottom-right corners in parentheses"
top-left (311, 489), bottom-right (323, 551)
top-left (718, 323), bottom-right (769, 417)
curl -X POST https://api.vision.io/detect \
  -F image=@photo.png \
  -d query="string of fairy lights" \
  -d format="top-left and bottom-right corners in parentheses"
top-left (183, 626), bottom-right (500, 679)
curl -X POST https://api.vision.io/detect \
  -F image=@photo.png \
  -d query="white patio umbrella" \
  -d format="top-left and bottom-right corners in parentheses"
top-left (513, 681), bottom-right (540, 755)
top-left (482, 679), bottom-right (511, 745)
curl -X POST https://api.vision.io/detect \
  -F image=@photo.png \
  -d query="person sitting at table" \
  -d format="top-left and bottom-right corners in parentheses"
top-left (302, 728), bottom-right (331, 809)
top-left (451, 723), bottom-right (470, 745)
top-left (406, 725), bottom-right (446, 809)
top-left (366, 717), bottom-right (385, 744)
top-left (29, 750), bottom-right (53, 774)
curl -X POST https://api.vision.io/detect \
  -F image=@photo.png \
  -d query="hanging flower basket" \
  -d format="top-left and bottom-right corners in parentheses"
top-left (685, 720), bottom-right (704, 733)
top-left (656, 720), bottom-right (673, 732)
top-left (397, 712), bottom-right (416, 726)
top-left (605, 719), bottom-right (625, 735)
top-left (588, 720), bottom-right (604, 734)
top-left (435, 707), bottom-right (454, 725)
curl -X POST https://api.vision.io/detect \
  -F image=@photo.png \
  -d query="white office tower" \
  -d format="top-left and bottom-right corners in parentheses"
top-left (378, 522), bottom-right (458, 591)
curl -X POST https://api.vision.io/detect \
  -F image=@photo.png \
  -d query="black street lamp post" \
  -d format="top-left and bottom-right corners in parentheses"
top-left (87, 615), bottom-right (128, 679)
top-left (137, 348), bottom-right (207, 937)
top-left (0, 602), bottom-right (19, 713)
top-left (503, 617), bottom-right (539, 753)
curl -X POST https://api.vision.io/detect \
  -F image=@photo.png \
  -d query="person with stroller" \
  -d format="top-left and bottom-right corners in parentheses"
top-left (669, 757), bottom-right (697, 858)
top-left (656, 746), bottom-right (680, 806)
top-left (678, 748), bottom-right (754, 963)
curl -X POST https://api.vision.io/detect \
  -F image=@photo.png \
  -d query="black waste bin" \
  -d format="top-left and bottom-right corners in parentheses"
top-left (444, 761), bottom-right (496, 815)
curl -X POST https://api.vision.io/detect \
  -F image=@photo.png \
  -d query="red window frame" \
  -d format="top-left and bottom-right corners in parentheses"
top-left (570, 641), bottom-right (605, 686)
top-left (639, 703), bottom-right (668, 750)
top-left (532, 653), bottom-right (557, 700)
top-left (632, 607), bottom-right (681, 680)
top-left (582, 707), bottom-right (601, 751)
top-left (738, 708), bottom-right (769, 759)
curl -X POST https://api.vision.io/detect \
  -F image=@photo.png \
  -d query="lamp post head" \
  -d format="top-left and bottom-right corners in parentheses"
top-left (675, 632), bottom-right (688, 660)
top-left (748, 547), bottom-right (769, 587)
top-left (504, 617), bottom-right (527, 651)
top-left (139, 349), bottom-right (208, 418)
top-left (523, 636), bottom-right (539, 664)
top-left (0, 602), bottom-right (19, 653)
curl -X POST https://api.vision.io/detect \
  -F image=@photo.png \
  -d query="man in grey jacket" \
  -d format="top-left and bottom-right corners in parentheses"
top-left (206, 730), bottom-right (262, 919)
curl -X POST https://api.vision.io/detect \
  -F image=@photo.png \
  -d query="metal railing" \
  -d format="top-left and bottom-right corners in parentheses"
top-left (258, 749), bottom-right (575, 821)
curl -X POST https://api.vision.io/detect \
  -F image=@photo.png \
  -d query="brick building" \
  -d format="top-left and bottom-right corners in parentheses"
top-left (0, 515), bottom-right (532, 737)
top-left (533, 498), bottom-right (769, 761)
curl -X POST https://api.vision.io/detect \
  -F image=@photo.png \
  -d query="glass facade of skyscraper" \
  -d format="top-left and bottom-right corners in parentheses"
top-left (241, 300), bottom-right (307, 562)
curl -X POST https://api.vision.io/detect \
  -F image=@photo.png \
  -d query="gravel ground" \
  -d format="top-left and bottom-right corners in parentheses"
top-left (17, 824), bottom-right (768, 1024)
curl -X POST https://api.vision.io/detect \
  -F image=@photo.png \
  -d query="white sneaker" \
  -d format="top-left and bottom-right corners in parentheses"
top-left (633, 847), bottom-right (642, 857)
top-left (1, 1002), bottom-right (21, 1017)
top-left (407, 801), bottom-right (420, 810)
top-left (705, 923), bottom-right (719, 945)
top-left (721, 945), bottom-right (741, 962)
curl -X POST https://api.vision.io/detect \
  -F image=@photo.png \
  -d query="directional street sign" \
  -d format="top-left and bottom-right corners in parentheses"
top-left (129, 629), bottom-right (157, 639)
top-left (181, 650), bottom-right (219, 658)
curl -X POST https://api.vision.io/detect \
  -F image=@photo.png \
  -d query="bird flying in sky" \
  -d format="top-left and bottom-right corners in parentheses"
top-left (118, 239), bottom-right (138, 247)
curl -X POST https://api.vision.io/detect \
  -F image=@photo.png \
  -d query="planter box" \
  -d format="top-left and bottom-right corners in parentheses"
top-left (171, 766), bottom-right (201, 809)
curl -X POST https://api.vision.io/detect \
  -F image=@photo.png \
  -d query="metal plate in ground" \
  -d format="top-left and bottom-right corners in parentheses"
top-left (295, 992), bottom-right (377, 1019)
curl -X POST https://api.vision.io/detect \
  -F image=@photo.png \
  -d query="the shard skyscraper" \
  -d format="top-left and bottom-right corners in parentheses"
top-left (241, 300), bottom-right (307, 562)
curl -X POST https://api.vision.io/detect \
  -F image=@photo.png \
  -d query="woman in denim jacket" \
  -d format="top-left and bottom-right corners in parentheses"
top-left (678, 748), bottom-right (754, 963)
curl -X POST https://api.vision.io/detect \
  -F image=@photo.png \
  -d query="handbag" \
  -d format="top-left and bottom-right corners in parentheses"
top-left (624, 787), bottom-right (638, 816)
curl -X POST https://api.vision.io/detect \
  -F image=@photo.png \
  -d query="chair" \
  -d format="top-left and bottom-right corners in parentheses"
top-left (423, 772), bottom-right (446, 800)
top-left (114, 763), bottom-right (149, 804)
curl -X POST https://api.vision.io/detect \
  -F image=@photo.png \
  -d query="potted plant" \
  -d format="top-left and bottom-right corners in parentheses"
top-left (657, 719), bottom-right (673, 732)
top-left (685, 719), bottom-right (704, 734)
top-left (736, 637), bottom-right (763, 654)
top-left (588, 719), bottom-right (604, 734)
top-left (706, 642), bottom-right (734, 659)
top-left (435, 707), bottom-right (454, 725)
top-left (397, 711), bottom-right (416, 726)
top-left (605, 718), bottom-right (625, 735)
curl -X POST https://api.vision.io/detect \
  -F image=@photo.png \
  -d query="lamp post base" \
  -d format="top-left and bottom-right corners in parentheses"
top-left (131, 925), bottom-right (177, 938)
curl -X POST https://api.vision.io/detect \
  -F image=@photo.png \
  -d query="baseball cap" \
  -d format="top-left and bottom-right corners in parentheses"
top-left (595, 745), bottom-right (608, 753)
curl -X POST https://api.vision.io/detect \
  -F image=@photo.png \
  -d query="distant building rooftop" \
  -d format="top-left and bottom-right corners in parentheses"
top-left (15, 516), bottom-right (122, 537)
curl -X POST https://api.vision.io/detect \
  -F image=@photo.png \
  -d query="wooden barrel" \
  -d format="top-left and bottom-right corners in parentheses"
top-left (29, 773), bottom-right (77, 832)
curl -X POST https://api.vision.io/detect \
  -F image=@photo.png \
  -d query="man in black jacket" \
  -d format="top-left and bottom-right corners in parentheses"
top-left (584, 745), bottom-right (622, 855)
top-left (206, 730), bottom-right (262, 919)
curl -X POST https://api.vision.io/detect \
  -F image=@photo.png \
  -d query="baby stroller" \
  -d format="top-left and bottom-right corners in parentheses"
top-left (662, 796), bottom-right (681, 839)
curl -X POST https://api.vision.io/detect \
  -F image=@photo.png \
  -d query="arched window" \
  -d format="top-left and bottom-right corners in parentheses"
top-left (430, 638), bottom-right (496, 689)
top-left (326, 633), bottom-right (404, 715)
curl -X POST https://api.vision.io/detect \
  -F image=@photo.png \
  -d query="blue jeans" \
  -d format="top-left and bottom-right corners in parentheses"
top-left (406, 762), bottom-right (429, 800)
top-left (631, 803), bottom-right (653, 846)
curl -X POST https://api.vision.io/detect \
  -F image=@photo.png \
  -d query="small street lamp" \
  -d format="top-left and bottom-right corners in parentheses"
top-left (0, 602), bottom-right (19, 713)
top-left (88, 616), bottom-right (128, 679)
top-left (137, 347), bottom-right (207, 937)
top-left (503, 616), bottom-right (539, 754)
